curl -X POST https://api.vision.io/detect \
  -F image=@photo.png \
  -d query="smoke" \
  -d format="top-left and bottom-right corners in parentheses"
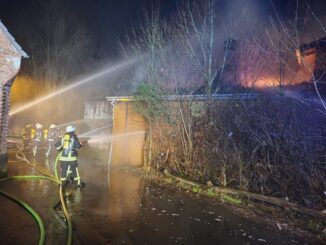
top-left (8, 0), bottom-right (326, 132)
top-left (9, 57), bottom-right (138, 131)
top-left (217, 0), bottom-right (268, 37)
top-left (122, 0), bottom-right (272, 93)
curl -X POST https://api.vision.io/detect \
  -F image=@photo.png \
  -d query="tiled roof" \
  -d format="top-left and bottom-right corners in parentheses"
top-left (0, 20), bottom-right (29, 58)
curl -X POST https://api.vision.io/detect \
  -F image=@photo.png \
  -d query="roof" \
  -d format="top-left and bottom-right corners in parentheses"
top-left (105, 93), bottom-right (259, 102)
top-left (300, 37), bottom-right (326, 52)
top-left (0, 20), bottom-right (29, 58)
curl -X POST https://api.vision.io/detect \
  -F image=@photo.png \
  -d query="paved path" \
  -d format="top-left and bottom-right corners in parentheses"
top-left (0, 148), bottom-right (309, 245)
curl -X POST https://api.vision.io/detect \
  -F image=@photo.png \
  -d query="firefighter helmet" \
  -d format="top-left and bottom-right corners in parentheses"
top-left (50, 124), bottom-right (56, 129)
top-left (35, 123), bottom-right (43, 129)
top-left (65, 125), bottom-right (76, 133)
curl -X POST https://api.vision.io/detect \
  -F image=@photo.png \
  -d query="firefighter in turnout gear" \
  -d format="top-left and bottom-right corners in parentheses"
top-left (32, 123), bottom-right (43, 156)
top-left (45, 124), bottom-right (59, 157)
top-left (21, 124), bottom-right (34, 148)
top-left (55, 125), bottom-right (86, 188)
top-left (43, 128), bottom-right (48, 140)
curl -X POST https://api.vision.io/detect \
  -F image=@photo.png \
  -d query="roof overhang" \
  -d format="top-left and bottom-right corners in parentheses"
top-left (0, 20), bottom-right (29, 58)
top-left (105, 93), bottom-right (259, 102)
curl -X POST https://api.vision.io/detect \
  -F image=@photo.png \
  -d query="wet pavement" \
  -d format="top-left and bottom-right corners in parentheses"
top-left (0, 147), bottom-right (311, 245)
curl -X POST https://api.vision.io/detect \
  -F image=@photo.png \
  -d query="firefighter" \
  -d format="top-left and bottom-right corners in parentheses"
top-left (43, 127), bottom-right (48, 141)
top-left (32, 123), bottom-right (43, 156)
top-left (21, 124), bottom-right (34, 148)
top-left (55, 125), bottom-right (86, 188)
top-left (31, 125), bottom-right (36, 141)
top-left (45, 124), bottom-right (59, 157)
top-left (58, 127), bottom-right (65, 138)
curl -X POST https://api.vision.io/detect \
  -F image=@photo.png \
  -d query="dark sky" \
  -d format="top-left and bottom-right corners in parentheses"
top-left (76, 0), bottom-right (179, 57)
top-left (0, 0), bottom-right (179, 58)
top-left (0, 0), bottom-right (325, 59)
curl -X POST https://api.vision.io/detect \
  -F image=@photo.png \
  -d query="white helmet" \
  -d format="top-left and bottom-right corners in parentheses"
top-left (50, 124), bottom-right (56, 129)
top-left (66, 125), bottom-right (76, 133)
top-left (35, 123), bottom-right (43, 129)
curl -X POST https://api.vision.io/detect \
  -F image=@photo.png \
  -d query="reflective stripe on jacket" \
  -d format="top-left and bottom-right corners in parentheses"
top-left (31, 128), bottom-right (36, 140)
top-left (43, 129), bottom-right (48, 140)
top-left (34, 130), bottom-right (42, 141)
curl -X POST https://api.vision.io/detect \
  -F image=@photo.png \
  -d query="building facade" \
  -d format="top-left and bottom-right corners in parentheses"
top-left (0, 20), bottom-right (28, 177)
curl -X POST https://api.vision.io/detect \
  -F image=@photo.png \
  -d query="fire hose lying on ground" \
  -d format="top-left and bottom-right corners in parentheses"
top-left (0, 148), bottom-right (73, 245)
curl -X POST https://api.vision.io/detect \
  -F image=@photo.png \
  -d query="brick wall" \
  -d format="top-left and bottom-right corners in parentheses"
top-left (0, 30), bottom-right (21, 86)
top-left (0, 28), bottom-right (22, 176)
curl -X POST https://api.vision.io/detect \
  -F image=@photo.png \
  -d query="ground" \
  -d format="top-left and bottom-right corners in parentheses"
top-left (0, 146), bottom-right (320, 244)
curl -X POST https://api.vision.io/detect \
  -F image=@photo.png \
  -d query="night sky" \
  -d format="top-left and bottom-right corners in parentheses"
top-left (0, 0), bottom-right (179, 58)
top-left (2, 0), bottom-right (326, 126)
top-left (0, 0), bottom-right (325, 59)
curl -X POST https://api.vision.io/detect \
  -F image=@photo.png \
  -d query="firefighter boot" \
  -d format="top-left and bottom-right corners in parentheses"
top-left (76, 182), bottom-right (86, 188)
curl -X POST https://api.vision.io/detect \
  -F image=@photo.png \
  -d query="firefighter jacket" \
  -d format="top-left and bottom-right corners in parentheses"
top-left (23, 125), bottom-right (35, 140)
top-left (47, 128), bottom-right (59, 142)
top-left (33, 129), bottom-right (43, 142)
top-left (55, 133), bottom-right (82, 162)
top-left (31, 128), bottom-right (36, 140)
top-left (43, 129), bottom-right (48, 141)
top-left (21, 128), bottom-right (27, 139)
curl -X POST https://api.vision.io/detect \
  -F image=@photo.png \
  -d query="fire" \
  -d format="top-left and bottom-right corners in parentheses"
top-left (232, 36), bottom-right (318, 89)
top-left (242, 77), bottom-right (283, 88)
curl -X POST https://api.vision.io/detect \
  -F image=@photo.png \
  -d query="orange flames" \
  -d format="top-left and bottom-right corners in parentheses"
top-left (238, 49), bottom-right (315, 89)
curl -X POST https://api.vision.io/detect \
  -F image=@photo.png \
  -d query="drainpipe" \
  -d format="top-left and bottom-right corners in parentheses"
top-left (0, 77), bottom-right (15, 178)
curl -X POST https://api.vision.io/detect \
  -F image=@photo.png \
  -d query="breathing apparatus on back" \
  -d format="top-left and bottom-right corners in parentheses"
top-left (62, 125), bottom-right (76, 154)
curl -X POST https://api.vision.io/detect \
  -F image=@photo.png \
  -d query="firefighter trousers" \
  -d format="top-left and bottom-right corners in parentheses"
top-left (60, 161), bottom-right (81, 185)
top-left (45, 140), bottom-right (55, 157)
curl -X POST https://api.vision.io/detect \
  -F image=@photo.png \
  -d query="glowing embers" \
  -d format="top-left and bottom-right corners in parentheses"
top-left (240, 76), bottom-right (279, 88)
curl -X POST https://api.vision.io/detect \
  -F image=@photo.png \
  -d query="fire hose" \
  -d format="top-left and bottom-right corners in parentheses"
top-left (0, 181), bottom-right (45, 245)
top-left (0, 149), bottom-right (73, 245)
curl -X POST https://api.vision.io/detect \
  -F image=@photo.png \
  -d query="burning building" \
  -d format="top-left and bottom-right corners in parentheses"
top-left (295, 37), bottom-right (326, 90)
top-left (220, 36), bottom-right (326, 89)
top-left (0, 20), bottom-right (28, 177)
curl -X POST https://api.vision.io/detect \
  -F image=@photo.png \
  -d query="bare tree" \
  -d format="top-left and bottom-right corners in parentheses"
top-left (174, 0), bottom-right (220, 95)
top-left (122, 4), bottom-right (168, 84)
top-left (263, 0), bottom-right (326, 112)
top-left (23, 0), bottom-right (93, 84)
top-left (10, 0), bottom-right (95, 124)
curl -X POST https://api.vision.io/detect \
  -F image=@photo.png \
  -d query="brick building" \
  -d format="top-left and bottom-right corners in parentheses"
top-left (0, 20), bottom-right (28, 177)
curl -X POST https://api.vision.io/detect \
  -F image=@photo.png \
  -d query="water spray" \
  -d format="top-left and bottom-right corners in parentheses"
top-left (10, 58), bottom-right (136, 116)
top-left (87, 131), bottom-right (145, 144)
top-left (56, 119), bottom-right (89, 128)
top-left (79, 124), bottom-right (112, 138)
